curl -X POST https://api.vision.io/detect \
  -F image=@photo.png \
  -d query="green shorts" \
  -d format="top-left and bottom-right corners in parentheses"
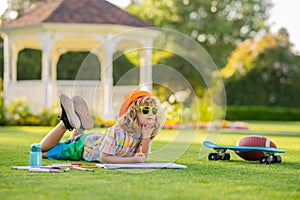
top-left (46, 134), bottom-right (88, 160)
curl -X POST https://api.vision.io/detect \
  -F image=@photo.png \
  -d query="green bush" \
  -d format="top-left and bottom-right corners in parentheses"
top-left (226, 106), bottom-right (300, 121)
top-left (4, 97), bottom-right (60, 126)
top-left (37, 107), bottom-right (61, 126)
top-left (1, 96), bottom-right (114, 127)
top-left (0, 78), bottom-right (4, 125)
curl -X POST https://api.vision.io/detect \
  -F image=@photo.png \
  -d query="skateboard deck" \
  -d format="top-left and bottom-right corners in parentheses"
top-left (203, 140), bottom-right (285, 164)
top-left (203, 140), bottom-right (285, 153)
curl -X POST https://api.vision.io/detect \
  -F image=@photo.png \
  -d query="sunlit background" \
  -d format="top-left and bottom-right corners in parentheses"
top-left (0, 0), bottom-right (299, 52)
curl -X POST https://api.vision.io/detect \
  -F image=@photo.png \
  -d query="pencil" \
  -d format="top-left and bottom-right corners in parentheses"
top-left (80, 166), bottom-right (98, 168)
top-left (29, 168), bottom-right (61, 173)
top-left (73, 166), bottom-right (94, 172)
top-left (64, 168), bottom-right (71, 172)
top-left (140, 144), bottom-right (143, 155)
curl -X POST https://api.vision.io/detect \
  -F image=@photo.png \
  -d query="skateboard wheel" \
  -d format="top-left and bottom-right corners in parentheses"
top-left (208, 153), bottom-right (220, 161)
top-left (225, 152), bottom-right (231, 160)
top-left (220, 152), bottom-right (230, 160)
top-left (272, 155), bottom-right (282, 163)
top-left (259, 156), bottom-right (271, 164)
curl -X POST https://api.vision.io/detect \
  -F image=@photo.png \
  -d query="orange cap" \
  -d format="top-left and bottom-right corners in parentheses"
top-left (119, 90), bottom-right (152, 117)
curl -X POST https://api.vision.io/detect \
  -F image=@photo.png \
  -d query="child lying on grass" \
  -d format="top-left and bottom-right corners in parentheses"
top-left (39, 90), bottom-right (163, 163)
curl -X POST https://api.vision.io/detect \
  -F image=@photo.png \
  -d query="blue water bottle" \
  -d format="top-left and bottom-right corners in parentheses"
top-left (30, 143), bottom-right (42, 166)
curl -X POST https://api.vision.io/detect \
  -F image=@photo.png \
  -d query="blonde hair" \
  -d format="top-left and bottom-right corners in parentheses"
top-left (117, 96), bottom-right (163, 139)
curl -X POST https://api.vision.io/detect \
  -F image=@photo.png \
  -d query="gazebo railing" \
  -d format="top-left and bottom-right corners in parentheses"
top-left (6, 80), bottom-right (138, 116)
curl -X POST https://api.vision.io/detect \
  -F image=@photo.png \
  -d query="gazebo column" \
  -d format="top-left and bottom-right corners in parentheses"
top-left (11, 45), bottom-right (21, 82)
top-left (2, 34), bottom-right (11, 103)
top-left (50, 49), bottom-right (67, 103)
top-left (100, 43), bottom-right (115, 119)
top-left (41, 34), bottom-right (52, 108)
top-left (139, 47), bottom-right (153, 92)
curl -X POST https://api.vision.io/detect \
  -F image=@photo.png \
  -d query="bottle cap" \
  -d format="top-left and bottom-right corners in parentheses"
top-left (31, 143), bottom-right (41, 152)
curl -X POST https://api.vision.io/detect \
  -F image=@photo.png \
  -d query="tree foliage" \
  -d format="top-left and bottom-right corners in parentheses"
top-left (127, 0), bottom-right (272, 68)
top-left (17, 49), bottom-right (42, 80)
top-left (0, 0), bottom-right (43, 24)
top-left (0, 38), bottom-right (3, 78)
top-left (223, 28), bottom-right (300, 106)
top-left (2, 0), bottom-right (300, 108)
top-left (57, 52), bottom-right (99, 80)
top-left (158, 53), bottom-right (206, 94)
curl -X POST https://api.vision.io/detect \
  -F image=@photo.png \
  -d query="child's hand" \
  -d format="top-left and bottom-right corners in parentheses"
top-left (133, 152), bottom-right (146, 163)
top-left (141, 123), bottom-right (155, 139)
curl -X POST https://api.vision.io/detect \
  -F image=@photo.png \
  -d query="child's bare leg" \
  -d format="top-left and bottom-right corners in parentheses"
top-left (40, 121), bottom-right (67, 152)
top-left (70, 128), bottom-right (84, 138)
top-left (70, 129), bottom-right (78, 138)
top-left (39, 94), bottom-right (82, 158)
top-left (64, 129), bottom-right (84, 144)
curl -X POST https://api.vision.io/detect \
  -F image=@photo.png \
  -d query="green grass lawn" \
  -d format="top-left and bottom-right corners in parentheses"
top-left (0, 121), bottom-right (299, 200)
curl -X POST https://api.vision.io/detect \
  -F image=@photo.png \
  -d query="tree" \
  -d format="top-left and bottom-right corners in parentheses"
top-left (221, 34), bottom-right (277, 79)
top-left (0, 0), bottom-right (43, 24)
top-left (0, 1), bottom-right (45, 79)
top-left (127, 0), bottom-right (272, 68)
top-left (223, 28), bottom-right (300, 106)
top-left (0, 37), bottom-right (3, 78)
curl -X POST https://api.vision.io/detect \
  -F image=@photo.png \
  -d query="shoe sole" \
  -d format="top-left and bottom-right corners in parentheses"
top-left (72, 95), bottom-right (94, 130)
top-left (60, 94), bottom-right (81, 129)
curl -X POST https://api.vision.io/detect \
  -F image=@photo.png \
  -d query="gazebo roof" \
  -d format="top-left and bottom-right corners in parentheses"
top-left (2, 0), bottom-right (151, 28)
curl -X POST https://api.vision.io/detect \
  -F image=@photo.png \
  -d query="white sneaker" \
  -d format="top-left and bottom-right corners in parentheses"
top-left (72, 95), bottom-right (94, 130)
top-left (60, 94), bottom-right (81, 130)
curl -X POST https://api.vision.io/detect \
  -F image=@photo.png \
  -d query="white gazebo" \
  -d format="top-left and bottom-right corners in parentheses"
top-left (0, 0), bottom-right (159, 119)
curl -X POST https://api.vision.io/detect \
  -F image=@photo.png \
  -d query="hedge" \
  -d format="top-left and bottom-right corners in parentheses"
top-left (226, 106), bottom-right (300, 121)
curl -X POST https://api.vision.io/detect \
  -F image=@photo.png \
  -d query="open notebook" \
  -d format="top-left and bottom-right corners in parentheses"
top-left (96, 162), bottom-right (187, 169)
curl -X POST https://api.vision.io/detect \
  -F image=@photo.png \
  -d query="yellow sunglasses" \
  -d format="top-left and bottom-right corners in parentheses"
top-left (139, 106), bottom-right (158, 115)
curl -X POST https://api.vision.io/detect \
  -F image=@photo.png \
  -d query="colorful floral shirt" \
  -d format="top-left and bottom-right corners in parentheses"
top-left (82, 125), bottom-right (151, 162)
